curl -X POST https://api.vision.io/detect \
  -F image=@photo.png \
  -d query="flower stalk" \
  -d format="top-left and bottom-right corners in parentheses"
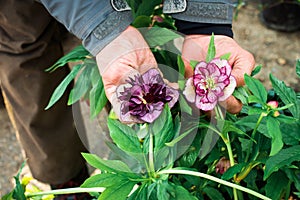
top-left (158, 169), bottom-right (271, 200)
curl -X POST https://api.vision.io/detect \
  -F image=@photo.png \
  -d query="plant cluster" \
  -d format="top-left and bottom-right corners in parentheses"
top-left (2, 1), bottom-right (300, 200)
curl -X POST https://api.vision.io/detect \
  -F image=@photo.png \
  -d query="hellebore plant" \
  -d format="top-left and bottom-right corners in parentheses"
top-left (3, 2), bottom-right (300, 200)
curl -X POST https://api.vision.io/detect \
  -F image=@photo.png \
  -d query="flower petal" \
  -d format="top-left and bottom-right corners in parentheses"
top-left (195, 95), bottom-right (217, 111)
top-left (211, 58), bottom-right (232, 76)
top-left (183, 78), bottom-right (196, 103)
top-left (219, 75), bottom-right (237, 101)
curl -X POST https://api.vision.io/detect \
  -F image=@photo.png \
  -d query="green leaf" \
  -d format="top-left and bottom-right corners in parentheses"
top-left (266, 116), bottom-right (283, 156)
top-left (12, 161), bottom-right (26, 200)
top-left (270, 73), bottom-right (299, 118)
top-left (190, 60), bottom-right (198, 70)
top-left (1, 191), bottom-right (14, 200)
top-left (206, 33), bottom-right (216, 63)
top-left (46, 45), bottom-right (90, 72)
top-left (132, 15), bottom-right (152, 28)
top-left (98, 180), bottom-right (136, 200)
top-left (247, 95), bottom-right (265, 105)
top-left (134, 0), bottom-right (161, 17)
top-left (151, 105), bottom-right (174, 151)
top-left (251, 64), bottom-right (262, 76)
top-left (45, 64), bottom-right (83, 110)
top-left (168, 183), bottom-right (197, 200)
top-left (265, 171), bottom-right (288, 200)
top-left (177, 55), bottom-right (185, 77)
top-left (142, 27), bottom-right (181, 47)
top-left (127, 184), bottom-right (147, 200)
top-left (108, 118), bottom-right (143, 154)
top-left (81, 153), bottom-right (136, 175)
top-left (219, 53), bottom-right (231, 61)
top-left (81, 173), bottom-right (129, 188)
top-left (232, 86), bottom-right (249, 105)
top-left (276, 115), bottom-right (298, 124)
top-left (178, 131), bottom-right (202, 167)
top-left (281, 123), bottom-right (300, 145)
top-left (68, 65), bottom-right (92, 105)
top-left (203, 186), bottom-right (225, 200)
top-left (296, 59), bottom-right (300, 78)
top-left (179, 95), bottom-right (192, 115)
top-left (264, 145), bottom-right (300, 180)
top-left (244, 74), bottom-right (268, 103)
top-left (89, 78), bottom-right (107, 119)
top-left (222, 163), bottom-right (246, 180)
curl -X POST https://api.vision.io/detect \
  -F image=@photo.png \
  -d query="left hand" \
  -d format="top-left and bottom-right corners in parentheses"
top-left (181, 34), bottom-right (256, 114)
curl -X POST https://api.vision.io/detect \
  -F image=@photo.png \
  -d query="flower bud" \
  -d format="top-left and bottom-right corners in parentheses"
top-left (215, 157), bottom-right (231, 175)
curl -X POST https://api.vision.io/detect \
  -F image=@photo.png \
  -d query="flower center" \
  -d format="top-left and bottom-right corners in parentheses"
top-left (205, 76), bottom-right (216, 89)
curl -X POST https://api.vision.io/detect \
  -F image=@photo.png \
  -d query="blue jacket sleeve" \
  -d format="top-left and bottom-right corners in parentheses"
top-left (40, 0), bottom-right (133, 56)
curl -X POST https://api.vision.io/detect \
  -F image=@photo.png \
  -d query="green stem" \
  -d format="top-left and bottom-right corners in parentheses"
top-left (149, 129), bottom-right (155, 174)
top-left (158, 169), bottom-right (271, 200)
top-left (251, 112), bottom-right (265, 139)
top-left (26, 187), bottom-right (105, 198)
top-left (215, 105), bottom-right (238, 200)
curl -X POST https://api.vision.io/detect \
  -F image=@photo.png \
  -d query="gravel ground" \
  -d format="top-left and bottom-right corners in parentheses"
top-left (0, 0), bottom-right (299, 197)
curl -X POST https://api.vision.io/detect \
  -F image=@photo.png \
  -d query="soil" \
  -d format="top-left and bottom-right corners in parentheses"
top-left (0, 0), bottom-right (299, 197)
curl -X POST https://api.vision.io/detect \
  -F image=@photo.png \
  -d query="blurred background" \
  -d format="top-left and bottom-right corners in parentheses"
top-left (0, 0), bottom-right (299, 197)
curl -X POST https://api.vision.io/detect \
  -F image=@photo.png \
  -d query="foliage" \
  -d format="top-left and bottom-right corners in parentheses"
top-left (3, 1), bottom-right (300, 200)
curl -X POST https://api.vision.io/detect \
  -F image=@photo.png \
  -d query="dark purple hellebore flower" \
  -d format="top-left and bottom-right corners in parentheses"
top-left (183, 58), bottom-right (236, 111)
top-left (117, 68), bottom-right (179, 123)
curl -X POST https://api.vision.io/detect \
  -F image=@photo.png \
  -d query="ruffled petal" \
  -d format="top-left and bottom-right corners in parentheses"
top-left (183, 78), bottom-right (196, 103)
top-left (219, 76), bottom-right (237, 101)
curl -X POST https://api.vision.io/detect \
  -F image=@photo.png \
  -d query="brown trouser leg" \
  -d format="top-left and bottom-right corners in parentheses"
top-left (0, 1), bottom-right (88, 184)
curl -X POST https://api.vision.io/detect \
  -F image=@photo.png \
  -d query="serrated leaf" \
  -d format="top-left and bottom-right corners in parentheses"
top-left (206, 33), bottom-right (216, 63)
top-left (232, 86), bottom-right (249, 105)
top-left (89, 78), bottom-right (107, 119)
top-left (244, 74), bottom-right (267, 103)
top-left (203, 186), bottom-right (225, 200)
top-left (81, 173), bottom-right (128, 188)
top-left (45, 64), bottom-right (83, 110)
top-left (265, 171), bottom-right (288, 200)
top-left (151, 105), bottom-right (174, 151)
top-left (108, 118), bottom-right (143, 154)
top-left (296, 59), bottom-right (300, 78)
top-left (68, 65), bottom-right (92, 105)
top-left (264, 145), bottom-right (300, 180)
top-left (81, 153), bottom-right (136, 176)
top-left (168, 183), bottom-right (198, 200)
top-left (142, 27), bottom-right (181, 47)
top-left (266, 116), bottom-right (283, 156)
top-left (46, 45), bottom-right (89, 72)
top-left (251, 65), bottom-right (262, 76)
top-left (98, 180), bottom-right (136, 200)
top-left (270, 73), bottom-right (299, 118)
top-left (179, 95), bottom-right (192, 115)
top-left (281, 123), bottom-right (300, 145)
top-left (177, 55), bottom-right (185, 77)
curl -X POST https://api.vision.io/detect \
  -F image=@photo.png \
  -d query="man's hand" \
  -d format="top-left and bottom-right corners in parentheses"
top-left (182, 35), bottom-right (255, 113)
top-left (95, 26), bottom-right (157, 116)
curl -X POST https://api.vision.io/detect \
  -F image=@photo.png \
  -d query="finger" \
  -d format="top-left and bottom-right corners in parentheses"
top-left (219, 95), bottom-right (243, 114)
top-left (230, 50), bottom-right (256, 87)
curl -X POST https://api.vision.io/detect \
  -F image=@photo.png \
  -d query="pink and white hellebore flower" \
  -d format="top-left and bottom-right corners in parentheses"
top-left (183, 58), bottom-right (237, 111)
